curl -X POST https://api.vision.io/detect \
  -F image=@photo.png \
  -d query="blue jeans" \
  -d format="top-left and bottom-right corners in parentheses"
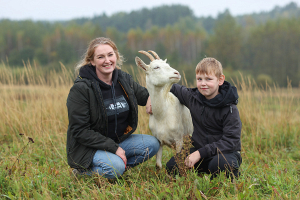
top-left (88, 134), bottom-right (159, 179)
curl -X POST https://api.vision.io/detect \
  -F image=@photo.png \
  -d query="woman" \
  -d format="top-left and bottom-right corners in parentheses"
top-left (66, 37), bottom-right (160, 179)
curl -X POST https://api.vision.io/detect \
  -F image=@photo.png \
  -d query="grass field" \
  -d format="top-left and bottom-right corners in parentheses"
top-left (0, 63), bottom-right (299, 199)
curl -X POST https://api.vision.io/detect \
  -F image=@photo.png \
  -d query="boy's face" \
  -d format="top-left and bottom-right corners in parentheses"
top-left (196, 73), bottom-right (225, 100)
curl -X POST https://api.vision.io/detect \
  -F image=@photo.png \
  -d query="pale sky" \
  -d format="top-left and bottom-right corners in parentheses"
top-left (0, 0), bottom-right (299, 21)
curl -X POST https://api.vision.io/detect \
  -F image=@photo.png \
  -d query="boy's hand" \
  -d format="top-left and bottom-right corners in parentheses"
top-left (185, 151), bottom-right (201, 168)
top-left (146, 97), bottom-right (153, 114)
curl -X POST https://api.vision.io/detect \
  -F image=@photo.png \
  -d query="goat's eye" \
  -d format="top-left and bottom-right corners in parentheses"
top-left (154, 66), bottom-right (160, 69)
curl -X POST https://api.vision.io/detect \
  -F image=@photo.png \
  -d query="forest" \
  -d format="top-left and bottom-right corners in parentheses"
top-left (1, 2), bottom-right (300, 87)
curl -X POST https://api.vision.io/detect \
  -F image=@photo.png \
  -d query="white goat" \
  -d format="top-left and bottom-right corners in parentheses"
top-left (135, 50), bottom-right (193, 169)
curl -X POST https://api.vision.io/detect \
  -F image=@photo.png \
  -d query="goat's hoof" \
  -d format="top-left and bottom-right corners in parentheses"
top-left (156, 164), bottom-right (162, 170)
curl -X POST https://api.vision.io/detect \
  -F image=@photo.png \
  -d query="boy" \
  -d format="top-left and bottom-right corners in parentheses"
top-left (165, 57), bottom-right (242, 179)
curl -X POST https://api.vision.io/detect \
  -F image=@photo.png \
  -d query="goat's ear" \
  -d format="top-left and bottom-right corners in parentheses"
top-left (135, 57), bottom-right (149, 71)
top-left (164, 59), bottom-right (167, 62)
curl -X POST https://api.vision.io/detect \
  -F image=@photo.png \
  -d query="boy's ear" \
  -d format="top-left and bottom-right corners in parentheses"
top-left (218, 75), bottom-right (225, 86)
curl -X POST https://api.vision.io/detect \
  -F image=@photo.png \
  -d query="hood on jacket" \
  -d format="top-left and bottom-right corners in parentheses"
top-left (79, 64), bottom-right (118, 87)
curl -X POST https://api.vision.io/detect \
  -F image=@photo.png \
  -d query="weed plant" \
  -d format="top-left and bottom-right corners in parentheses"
top-left (0, 62), bottom-right (299, 199)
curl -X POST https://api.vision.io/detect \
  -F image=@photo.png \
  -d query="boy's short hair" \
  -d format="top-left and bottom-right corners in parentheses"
top-left (195, 57), bottom-right (223, 78)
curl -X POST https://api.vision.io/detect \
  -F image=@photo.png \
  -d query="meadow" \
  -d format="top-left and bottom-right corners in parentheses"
top-left (0, 62), bottom-right (299, 199)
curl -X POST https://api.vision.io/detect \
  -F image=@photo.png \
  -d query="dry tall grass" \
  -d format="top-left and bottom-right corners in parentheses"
top-left (235, 76), bottom-right (300, 152)
top-left (0, 62), bottom-right (299, 199)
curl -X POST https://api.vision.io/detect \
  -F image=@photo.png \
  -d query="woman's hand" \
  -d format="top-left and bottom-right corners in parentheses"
top-left (146, 96), bottom-right (153, 114)
top-left (185, 151), bottom-right (201, 168)
top-left (115, 147), bottom-right (127, 166)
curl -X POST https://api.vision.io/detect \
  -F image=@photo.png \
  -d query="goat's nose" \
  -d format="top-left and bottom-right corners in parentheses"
top-left (174, 71), bottom-right (179, 75)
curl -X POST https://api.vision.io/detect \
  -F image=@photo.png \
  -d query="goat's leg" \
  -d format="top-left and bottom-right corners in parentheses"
top-left (175, 138), bottom-right (183, 153)
top-left (156, 145), bottom-right (163, 169)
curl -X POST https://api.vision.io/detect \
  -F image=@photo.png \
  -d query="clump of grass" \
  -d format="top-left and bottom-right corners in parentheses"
top-left (173, 135), bottom-right (193, 177)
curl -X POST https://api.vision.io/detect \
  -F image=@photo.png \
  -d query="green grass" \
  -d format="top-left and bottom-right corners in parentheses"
top-left (1, 141), bottom-right (299, 199)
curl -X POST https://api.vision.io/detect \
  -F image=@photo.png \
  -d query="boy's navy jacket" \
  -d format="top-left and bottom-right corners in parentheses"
top-left (171, 81), bottom-right (242, 159)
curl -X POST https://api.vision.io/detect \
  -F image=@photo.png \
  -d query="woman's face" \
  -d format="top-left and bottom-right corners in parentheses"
top-left (91, 44), bottom-right (117, 78)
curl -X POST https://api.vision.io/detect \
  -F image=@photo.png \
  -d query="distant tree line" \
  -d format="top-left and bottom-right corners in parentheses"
top-left (1, 2), bottom-right (300, 86)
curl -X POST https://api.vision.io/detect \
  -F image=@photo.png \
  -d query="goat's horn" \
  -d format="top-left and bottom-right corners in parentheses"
top-left (138, 50), bottom-right (155, 61)
top-left (148, 50), bottom-right (160, 60)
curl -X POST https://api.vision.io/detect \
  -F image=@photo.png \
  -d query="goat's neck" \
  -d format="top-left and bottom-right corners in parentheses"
top-left (147, 83), bottom-right (173, 116)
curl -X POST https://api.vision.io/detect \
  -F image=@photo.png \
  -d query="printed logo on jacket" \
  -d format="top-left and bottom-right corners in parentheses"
top-left (104, 95), bottom-right (129, 116)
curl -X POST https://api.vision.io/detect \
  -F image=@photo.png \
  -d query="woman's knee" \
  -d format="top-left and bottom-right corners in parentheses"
top-left (92, 160), bottom-right (126, 179)
top-left (132, 134), bottom-right (160, 157)
top-left (92, 150), bottom-right (126, 179)
top-left (147, 136), bottom-right (160, 157)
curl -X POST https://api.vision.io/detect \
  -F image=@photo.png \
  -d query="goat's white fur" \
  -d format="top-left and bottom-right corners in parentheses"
top-left (135, 50), bottom-right (193, 169)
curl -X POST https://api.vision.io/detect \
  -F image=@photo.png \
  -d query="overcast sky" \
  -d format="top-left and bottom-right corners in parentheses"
top-left (0, 0), bottom-right (299, 21)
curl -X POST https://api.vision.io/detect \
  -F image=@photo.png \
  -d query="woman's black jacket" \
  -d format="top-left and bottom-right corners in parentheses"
top-left (66, 69), bottom-right (149, 169)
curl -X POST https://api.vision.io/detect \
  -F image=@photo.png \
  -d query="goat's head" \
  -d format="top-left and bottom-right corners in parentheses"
top-left (135, 50), bottom-right (181, 87)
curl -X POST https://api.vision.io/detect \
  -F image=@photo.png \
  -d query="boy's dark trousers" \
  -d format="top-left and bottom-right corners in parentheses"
top-left (166, 148), bottom-right (242, 179)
